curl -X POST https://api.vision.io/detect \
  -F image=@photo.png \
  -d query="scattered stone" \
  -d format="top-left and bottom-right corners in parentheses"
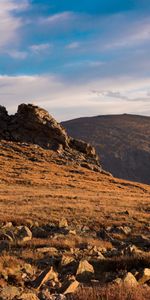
top-left (69, 230), bottom-right (76, 235)
top-left (61, 255), bottom-right (75, 268)
top-left (63, 279), bottom-right (79, 295)
top-left (137, 268), bottom-right (150, 284)
top-left (123, 272), bottom-right (138, 287)
top-left (76, 260), bottom-right (94, 281)
top-left (2, 222), bottom-right (13, 229)
top-left (109, 225), bottom-right (131, 235)
top-left (3, 233), bottom-right (14, 242)
top-left (89, 246), bottom-right (105, 258)
top-left (16, 226), bottom-right (32, 242)
top-left (22, 263), bottom-right (35, 276)
top-left (123, 244), bottom-right (143, 256)
top-left (37, 247), bottom-right (58, 255)
top-left (113, 278), bottom-right (122, 285)
top-left (59, 218), bottom-right (68, 228)
top-left (32, 267), bottom-right (58, 289)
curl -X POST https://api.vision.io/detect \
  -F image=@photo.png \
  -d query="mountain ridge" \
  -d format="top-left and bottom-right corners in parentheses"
top-left (62, 113), bottom-right (150, 184)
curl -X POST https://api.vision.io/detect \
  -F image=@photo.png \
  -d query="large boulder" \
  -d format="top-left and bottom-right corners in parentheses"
top-left (8, 104), bottom-right (69, 150)
top-left (0, 103), bottom-right (102, 171)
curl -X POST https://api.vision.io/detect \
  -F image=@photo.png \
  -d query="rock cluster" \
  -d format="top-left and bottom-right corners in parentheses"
top-left (0, 220), bottom-right (150, 299)
top-left (0, 104), bottom-right (102, 172)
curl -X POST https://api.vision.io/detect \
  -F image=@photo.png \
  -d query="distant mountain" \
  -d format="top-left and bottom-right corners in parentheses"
top-left (62, 114), bottom-right (150, 184)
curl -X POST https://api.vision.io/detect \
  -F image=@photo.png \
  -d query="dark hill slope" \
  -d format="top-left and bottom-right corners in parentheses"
top-left (62, 114), bottom-right (150, 184)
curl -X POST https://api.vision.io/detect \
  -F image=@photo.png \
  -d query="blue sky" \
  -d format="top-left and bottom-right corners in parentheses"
top-left (0, 0), bottom-right (150, 120)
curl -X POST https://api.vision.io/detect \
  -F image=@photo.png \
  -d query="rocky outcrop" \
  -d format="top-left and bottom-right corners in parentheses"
top-left (0, 105), bottom-right (8, 139)
top-left (0, 104), bottom-right (102, 171)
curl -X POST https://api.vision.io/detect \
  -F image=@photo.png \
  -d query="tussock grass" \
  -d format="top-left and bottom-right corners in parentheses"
top-left (68, 285), bottom-right (150, 300)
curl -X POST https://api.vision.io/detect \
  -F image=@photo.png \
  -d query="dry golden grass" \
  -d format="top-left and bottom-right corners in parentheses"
top-left (1, 140), bottom-right (150, 298)
top-left (68, 285), bottom-right (150, 300)
top-left (0, 140), bottom-right (150, 234)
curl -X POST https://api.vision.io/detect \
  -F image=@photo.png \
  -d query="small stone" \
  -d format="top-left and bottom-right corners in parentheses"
top-left (16, 226), bottom-right (32, 242)
top-left (113, 278), bottom-right (122, 285)
top-left (69, 230), bottom-right (76, 235)
top-left (37, 247), bottom-right (58, 255)
top-left (123, 272), bottom-right (138, 287)
top-left (61, 255), bottom-right (75, 267)
top-left (76, 260), bottom-right (94, 281)
top-left (59, 218), bottom-right (68, 228)
top-left (23, 263), bottom-right (35, 276)
top-left (63, 280), bottom-right (79, 294)
top-left (123, 244), bottom-right (143, 256)
top-left (2, 222), bottom-right (13, 229)
top-left (138, 268), bottom-right (150, 284)
top-left (32, 266), bottom-right (58, 289)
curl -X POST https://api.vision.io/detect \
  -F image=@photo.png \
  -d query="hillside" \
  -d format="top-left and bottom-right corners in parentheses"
top-left (62, 114), bottom-right (150, 184)
top-left (0, 105), bottom-right (150, 299)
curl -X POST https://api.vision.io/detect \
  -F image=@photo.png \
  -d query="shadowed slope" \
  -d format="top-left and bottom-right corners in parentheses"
top-left (62, 114), bottom-right (150, 184)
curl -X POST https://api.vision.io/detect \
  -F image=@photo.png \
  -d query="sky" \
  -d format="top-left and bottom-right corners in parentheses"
top-left (0, 0), bottom-right (150, 120)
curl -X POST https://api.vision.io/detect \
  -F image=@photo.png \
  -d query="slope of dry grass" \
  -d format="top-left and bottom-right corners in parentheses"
top-left (0, 139), bottom-right (150, 232)
top-left (0, 140), bottom-right (150, 298)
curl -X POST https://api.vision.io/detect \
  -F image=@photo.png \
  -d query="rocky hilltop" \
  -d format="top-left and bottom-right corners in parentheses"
top-left (0, 104), bottom-right (102, 172)
top-left (62, 114), bottom-right (150, 184)
top-left (0, 105), bottom-right (150, 299)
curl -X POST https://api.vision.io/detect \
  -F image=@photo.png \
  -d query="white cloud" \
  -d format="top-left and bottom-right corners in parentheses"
top-left (40, 12), bottom-right (74, 25)
top-left (104, 17), bottom-right (150, 51)
top-left (7, 50), bottom-right (28, 59)
top-left (0, 0), bottom-right (29, 12)
top-left (0, 74), bottom-right (150, 121)
top-left (66, 42), bottom-right (80, 49)
top-left (0, 0), bottom-right (29, 50)
top-left (29, 43), bottom-right (52, 54)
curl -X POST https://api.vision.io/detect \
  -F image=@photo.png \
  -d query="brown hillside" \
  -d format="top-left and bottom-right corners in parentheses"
top-left (62, 114), bottom-right (150, 184)
top-left (0, 139), bottom-right (150, 228)
top-left (0, 105), bottom-right (150, 299)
